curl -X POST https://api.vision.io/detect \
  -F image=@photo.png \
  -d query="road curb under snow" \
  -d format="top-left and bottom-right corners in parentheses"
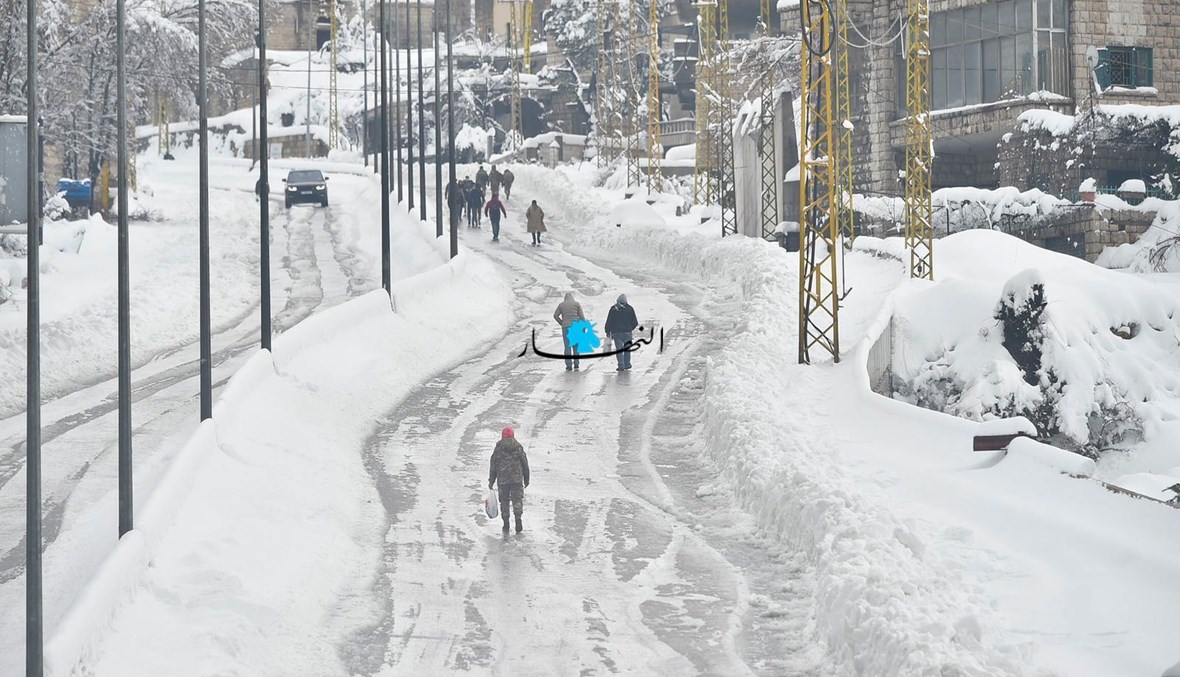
top-left (42, 248), bottom-right (510, 676)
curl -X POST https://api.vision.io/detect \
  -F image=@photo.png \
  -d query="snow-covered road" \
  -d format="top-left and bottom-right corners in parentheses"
top-left (338, 194), bottom-right (824, 675)
top-left (0, 167), bottom-right (376, 672)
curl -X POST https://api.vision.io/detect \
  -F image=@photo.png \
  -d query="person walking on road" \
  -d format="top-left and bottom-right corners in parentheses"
top-left (526, 199), bottom-right (546, 246)
top-left (475, 165), bottom-right (490, 197)
top-left (489, 427), bottom-right (530, 534)
top-left (484, 192), bottom-right (507, 242)
top-left (553, 292), bottom-right (585, 371)
top-left (465, 182), bottom-right (483, 227)
top-left (604, 294), bottom-right (640, 372)
top-left (489, 165), bottom-right (503, 195)
top-left (446, 179), bottom-right (465, 226)
top-left (502, 169), bottom-right (515, 200)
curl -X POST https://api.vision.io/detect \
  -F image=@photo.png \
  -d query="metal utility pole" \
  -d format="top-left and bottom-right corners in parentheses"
top-left (646, 0), bottom-right (662, 193)
top-left (259, 2), bottom-right (272, 351)
top-left (328, 0), bottom-right (340, 149)
top-left (363, 0), bottom-right (369, 167)
top-left (623, 1), bottom-right (642, 189)
top-left (758, 70), bottom-right (778, 241)
top-left (716, 0), bottom-right (737, 237)
top-left (905, 0), bottom-right (933, 279)
top-left (380, 0), bottom-right (392, 292)
top-left (797, 0), bottom-right (840, 364)
top-left (434, 17), bottom-right (443, 237)
top-left (834, 0), bottom-right (854, 242)
top-left (446, 0), bottom-right (458, 258)
top-left (199, 0), bottom-right (213, 415)
top-left (116, 0), bottom-right (133, 538)
top-left (594, 0), bottom-right (610, 167)
top-left (509, 4), bottom-right (520, 145)
top-left (394, 4), bottom-right (404, 201)
top-left (692, 0), bottom-right (716, 205)
top-left (26, 0), bottom-right (44, 669)
top-left (417, 0), bottom-right (427, 221)
top-left (305, 31), bottom-right (313, 156)
top-left (406, 0), bottom-right (415, 211)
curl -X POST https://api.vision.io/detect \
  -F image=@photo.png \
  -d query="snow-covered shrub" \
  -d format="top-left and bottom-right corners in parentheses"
top-left (44, 193), bottom-right (71, 221)
top-left (892, 231), bottom-right (1179, 454)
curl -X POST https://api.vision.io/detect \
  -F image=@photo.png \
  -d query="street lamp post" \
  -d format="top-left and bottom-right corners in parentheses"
top-left (434, 12), bottom-right (443, 237)
top-left (379, 0), bottom-right (392, 291)
top-left (446, 0), bottom-right (457, 258)
top-left (198, 0), bottom-right (212, 420)
top-left (116, 0), bottom-right (133, 539)
top-left (26, 0), bottom-right (43, 670)
top-left (417, 0), bottom-right (427, 221)
top-left (259, 3), bottom-right (271, 351)
top-left (406, 0), bottom-right (415, 212)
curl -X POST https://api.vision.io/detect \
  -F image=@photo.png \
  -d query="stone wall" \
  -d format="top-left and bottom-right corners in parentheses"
top-left (1025, 204), bottom-right (1156, 261)
top-left (1070, 0), bottom-right (1180, 108)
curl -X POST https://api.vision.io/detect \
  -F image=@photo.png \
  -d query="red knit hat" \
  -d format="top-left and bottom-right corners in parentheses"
top-left (502, 427), bottom-right (515, 439)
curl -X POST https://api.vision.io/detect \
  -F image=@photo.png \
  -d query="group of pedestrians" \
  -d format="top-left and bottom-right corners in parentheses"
top-left (446, 164), bottom-right (548, 245)
top-left (553, 292), bottom-right (639, 372)
top-left (447, 164), bottom-right (516, 229)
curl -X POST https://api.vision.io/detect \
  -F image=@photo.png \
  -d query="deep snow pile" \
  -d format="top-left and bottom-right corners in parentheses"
top-left (0, 155), bottom-right (260, 417)
top-left (884, 231), bottom-right (1180, 456)
top-left (511, 162), bottom-right (1180, 676)
top-left (511, 164), bottom-right (1036, 675)
top-left (49, 177), bottom-right (514, 677)
top-left (1098, 201), bottom-right (1180, 273)
top-left (853, 186), bottom-right (1070, 236)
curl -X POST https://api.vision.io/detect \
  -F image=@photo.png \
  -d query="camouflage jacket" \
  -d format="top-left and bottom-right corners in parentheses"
top-left (489, 438), bottom-right (530, 487)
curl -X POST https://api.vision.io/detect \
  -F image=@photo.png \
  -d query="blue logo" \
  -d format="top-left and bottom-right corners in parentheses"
top-left (566, 319), bottom-right (602, 353)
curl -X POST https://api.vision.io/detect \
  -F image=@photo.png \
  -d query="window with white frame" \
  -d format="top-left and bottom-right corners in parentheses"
top-left (899, 0), bottom-right (1069, 113)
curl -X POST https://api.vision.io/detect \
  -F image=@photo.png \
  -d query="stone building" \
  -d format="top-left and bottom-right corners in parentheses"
top-left (783, 0), bottom-right (1180, 195)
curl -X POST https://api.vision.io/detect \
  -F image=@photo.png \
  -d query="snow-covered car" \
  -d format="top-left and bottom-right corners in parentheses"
top-left (283, 169), bottom-right (329, 208)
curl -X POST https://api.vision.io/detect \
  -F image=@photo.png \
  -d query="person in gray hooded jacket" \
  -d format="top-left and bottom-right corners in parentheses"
top-left (553, 292), bottom-right (585, 370)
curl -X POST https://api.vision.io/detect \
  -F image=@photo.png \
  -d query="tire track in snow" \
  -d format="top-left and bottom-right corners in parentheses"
top-left (340, 212), bottom-right (771, 675)
top-left (0, 202), bottom-right (354, 590)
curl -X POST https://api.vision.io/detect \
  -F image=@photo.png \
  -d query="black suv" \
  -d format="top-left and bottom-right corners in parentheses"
top-left (283, 169), bottom-right (329, 208)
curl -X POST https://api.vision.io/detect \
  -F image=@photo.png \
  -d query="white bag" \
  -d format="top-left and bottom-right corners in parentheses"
top-left (484, 490), bottom-right (499, 519)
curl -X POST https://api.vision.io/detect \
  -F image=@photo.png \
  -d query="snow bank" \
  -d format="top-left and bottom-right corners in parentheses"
top-left (49, 187), bottom-right (514, 677)
top-left (1097, 202), bottom-right (1180, 272)
top-left (514, 165), bottom-right (1035, 675)
top-left (890, 230), bottom-right (1180, 453)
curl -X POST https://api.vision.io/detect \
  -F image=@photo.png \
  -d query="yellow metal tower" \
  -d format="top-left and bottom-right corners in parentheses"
top-left (596, 0), bottom-right (610, 167)
top-left (691, 0), bottom-right (715, 206)
top-left (157, 99), bottom-right (170, 157)
top-left (328, 0), bottom-right (340, 149)
top-left (758, 71), bottom-right (778, 240)
top-left (522, 0), bottom-right (534, 71)
top-left (624, 0), bottom-right (643, 188)
top-left (834, 0), bottom-right (854, 241)
top-left (759, 0), bottom-right (772, 35)
top-left (904, 0), bottom-right (933, 279)
top-left (646, 0), bottom-right (662, 192)
top-left (509, 1), bottom-right (524, 148)
top-left (716, 0), bottom-right (737, 237)
top-left (797, 0), bottom-right (841, 363)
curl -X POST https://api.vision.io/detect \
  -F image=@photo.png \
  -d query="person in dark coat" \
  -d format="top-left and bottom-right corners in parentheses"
top-left (475, 165), bottom-right (489, 197)
top-left (604, 294), bottom-right (640, 371)
top-left (489, 427), bottom-right (530, 533)
top-left (446, 179), bottom-right (465, 225)
top-left (502, 169), bottom-right (515, 200)
top-left (489, 165), bottom-right (503, 194)
top-left (460, 178), bottom-right (477, 224)
top-left (484, 192), bottom-right (507, 241)
top-left (465, 183), bottom-right (483, 227)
